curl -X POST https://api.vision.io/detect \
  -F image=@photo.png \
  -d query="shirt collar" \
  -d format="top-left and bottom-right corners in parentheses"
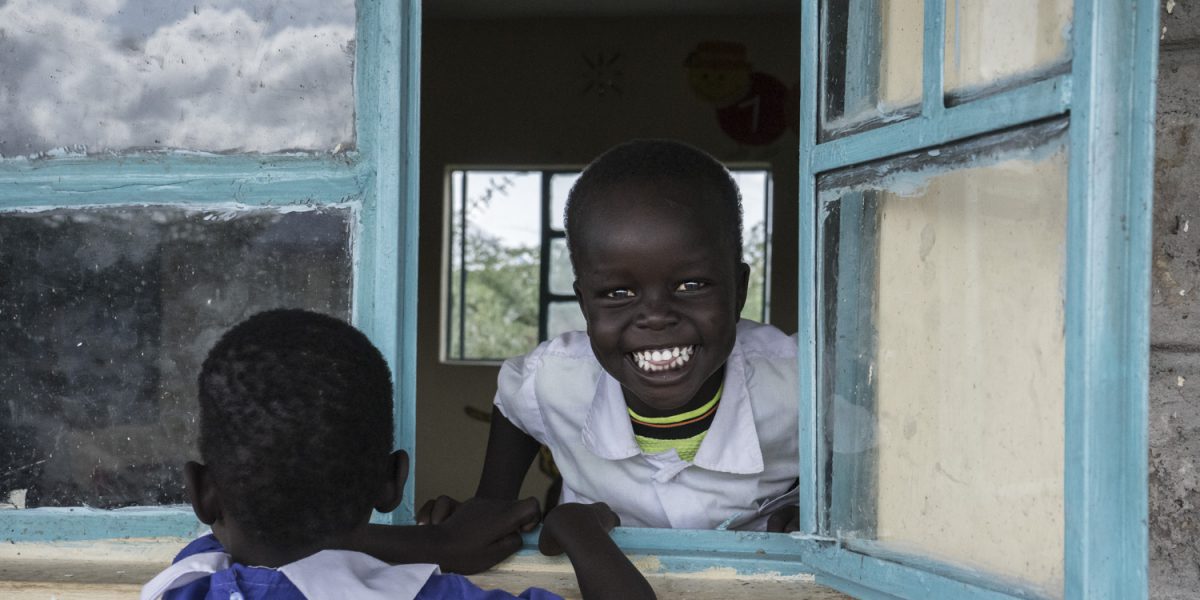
top-left (141, 549), bottom-right (439, 600)
top-left (580, 337), bottom-right (764, 474)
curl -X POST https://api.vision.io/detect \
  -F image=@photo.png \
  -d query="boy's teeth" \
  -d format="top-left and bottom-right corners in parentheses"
top-left (631, 346), bottom-right (695, 373)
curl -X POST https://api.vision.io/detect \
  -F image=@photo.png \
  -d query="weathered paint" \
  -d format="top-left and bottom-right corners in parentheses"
top-left (1063, 0), bottom-right (1157, 597)
top-left (0, 154), bottom-right (364, 208)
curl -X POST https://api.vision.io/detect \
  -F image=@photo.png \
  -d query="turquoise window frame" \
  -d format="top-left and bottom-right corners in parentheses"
top-left (0, 0), bottom-right (421, 539)
top-left (796, 0), bottom-right (1158, 598)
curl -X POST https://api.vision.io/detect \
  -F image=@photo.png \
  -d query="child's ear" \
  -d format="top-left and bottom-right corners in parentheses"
top-left (184, 461), bottom-right (221, 525)
top-left (374, 450), bottom-right (409, 514)
top-left (735, 261), bottom-right (751, 315)
top-left (573, 281), bottom-right (589, 324)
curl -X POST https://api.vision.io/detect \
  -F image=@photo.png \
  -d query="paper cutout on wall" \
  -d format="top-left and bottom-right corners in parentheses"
top-left (685, 41), bottom-right (788, 146)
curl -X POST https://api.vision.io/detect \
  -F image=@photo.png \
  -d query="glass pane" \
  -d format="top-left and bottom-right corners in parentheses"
top-left (547, 301), bottom-right (587, 339)
top-left (446, 171), bottom-right (541, 361)
top-left (548, 238), bottom-right (574, 296)
top-left (818, 122), bottom-right (1068, 596)
top-left (944, 0), bottom-right (1072, 102)
top-left (821, 0), bottom-right (923, 140)
top-left (0, 0), bottom-right (355, 157)
top-left (732, 170), bottom-right (771, 323)
top-left (0, 207), bottom-right (352, 508)
top-left (550, 173), bottom-right (579, 232)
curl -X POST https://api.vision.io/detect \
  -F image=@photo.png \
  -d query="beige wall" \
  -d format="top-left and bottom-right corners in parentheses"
top-left (416, 15), bottom-right (801, 504)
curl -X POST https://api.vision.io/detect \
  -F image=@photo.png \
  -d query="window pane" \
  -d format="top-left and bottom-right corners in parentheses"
top-left (821, 0), bottom-right (923, 140)
top-left (944, 0), bottom-right (1072, 102)
top-left (547, 301), bottom-right (587, 340)
top-left (446, 171), bottom-right (541, 361)
top-left (548, 238), bottom-right (574, 296)
top-left (818, 122), bottom-right (1067, 596)
top-left (0, 0), bottom-right (355, 157)
top-left (732, 171), bottom-right (771, 323)
top-left (0, 207), bottom-right (352, 508)
top-left (549, 173), bottom-right (579, 232)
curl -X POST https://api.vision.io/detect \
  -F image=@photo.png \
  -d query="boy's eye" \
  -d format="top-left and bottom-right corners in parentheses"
top-left (606, 288), bottom-right (636, 299)
top-left (676, 281), bottom-right (706, 292)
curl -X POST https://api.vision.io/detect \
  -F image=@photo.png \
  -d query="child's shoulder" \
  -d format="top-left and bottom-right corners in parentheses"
top-left (735, 319), bottom-right (798, 359)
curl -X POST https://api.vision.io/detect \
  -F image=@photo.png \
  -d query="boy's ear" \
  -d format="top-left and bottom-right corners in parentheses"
top-left (573, 281), bottom-right (589, 324)
top-left (374, 450), bottom-right (409, 514)
top-left (735, 261), bottom-right (751, 315)
top-left (184, 461), bottom-right (221, 525)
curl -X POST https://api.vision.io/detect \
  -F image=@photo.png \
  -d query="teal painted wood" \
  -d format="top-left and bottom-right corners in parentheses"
top-left (921, 0), bottom-right (945, 117)
top-left (811, 73), bottom-right (1071, 173)
top-left (1, 507), bottom-right (203, 542)
top-left (351, 0), bottom-right (421, 525)
top-left (843, 0), bottom-right (882, 115)
top-left (1063, 0), bottom-right (1156, 597)
top-left (0, 0), bottom-right (390, 541)
top-left (797, 0), bottom-right (821, 538)
top-left (0, 155), bottom-right (364, 209)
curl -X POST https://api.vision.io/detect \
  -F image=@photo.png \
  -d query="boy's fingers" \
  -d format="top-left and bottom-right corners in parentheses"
top-left (415, 498), bottom-right (436, 525)
top-left (429, 495), bottom-right (459, 525)
top-left (489, 530), bottom-right (526, 561)
top-left (505, 497), bottom-right (542, 532)
top-left (592, 502), bottom-right (620, 532)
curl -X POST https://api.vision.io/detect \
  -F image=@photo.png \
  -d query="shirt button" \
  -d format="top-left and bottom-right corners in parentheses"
top-left (229, 592), bottom-right (244, 600)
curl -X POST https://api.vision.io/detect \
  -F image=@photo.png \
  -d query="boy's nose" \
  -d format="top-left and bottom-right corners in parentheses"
top-left (635, 293), bottom-right (679, 329)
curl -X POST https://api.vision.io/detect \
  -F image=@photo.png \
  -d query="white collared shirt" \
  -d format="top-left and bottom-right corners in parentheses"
top-left (495, 319), bottom-right (799, 530)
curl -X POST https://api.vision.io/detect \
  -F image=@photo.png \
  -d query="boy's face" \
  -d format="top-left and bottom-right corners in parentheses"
top-left (573, 181), bottom-right (749, 416)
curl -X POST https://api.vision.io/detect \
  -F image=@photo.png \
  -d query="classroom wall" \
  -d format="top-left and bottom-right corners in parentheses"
top-left (1149, 2), bottom-right (1200, 597)
top-left (415, 15), bottom-right (801, 505)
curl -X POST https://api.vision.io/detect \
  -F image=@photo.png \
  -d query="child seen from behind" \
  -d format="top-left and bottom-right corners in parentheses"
top-left (142, 309), bottom-right (654, 600)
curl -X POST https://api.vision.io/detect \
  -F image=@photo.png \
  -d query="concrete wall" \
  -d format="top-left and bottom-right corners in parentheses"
top-left (1151, 2), bottom-right (1200, 597)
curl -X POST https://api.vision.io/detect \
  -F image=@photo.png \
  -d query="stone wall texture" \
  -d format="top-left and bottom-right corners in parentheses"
top-left (1151, 2), bottom-right (1200, 598)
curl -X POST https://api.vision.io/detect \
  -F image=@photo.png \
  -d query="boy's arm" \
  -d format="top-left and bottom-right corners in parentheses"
top-left (356, 497), bottom-right (541, 575)
top-left (476, 409), bottom-right (542, 500)
top-left (539, 503), bottom-right (656, 600)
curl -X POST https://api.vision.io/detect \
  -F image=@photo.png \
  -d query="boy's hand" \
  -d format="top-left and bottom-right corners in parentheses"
top-left (538, 502), bottom-right (620, 557)
top-left (361, 496), bottom-right (540, 575)
top-left (416, 495), bottom-right (461, 525)
top-left (425, 496), bottom-right (541, 573)
top-left (766, 505), bottom-right (800, 533)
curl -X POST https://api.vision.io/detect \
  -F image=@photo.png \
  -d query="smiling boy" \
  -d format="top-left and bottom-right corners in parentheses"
top-left (426, 140), bottom-right (799, 531)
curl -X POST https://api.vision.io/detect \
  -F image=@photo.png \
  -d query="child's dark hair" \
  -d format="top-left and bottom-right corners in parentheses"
top-left (564, 139), bottom-right (744, 264)
top-left (197, 309), bottom-right (393, 548)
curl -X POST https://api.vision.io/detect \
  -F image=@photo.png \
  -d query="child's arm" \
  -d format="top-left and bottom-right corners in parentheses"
top-left (416, 410), bottom-right (542, 524)
top-left (539, 503), bottom-right (656, 600)
top-left (476, 409), bottom-right (543, 499)
top-left (356, 496), bottom-right (541, 574)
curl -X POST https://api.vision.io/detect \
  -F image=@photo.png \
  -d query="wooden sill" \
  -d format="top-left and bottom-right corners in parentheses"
top-left (0, 538), bottom-right (848, 599)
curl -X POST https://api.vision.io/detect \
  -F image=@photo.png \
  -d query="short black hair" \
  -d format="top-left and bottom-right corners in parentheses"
top-left (197, 309), bottom-right (393, 548)
top-left (564, 139), bottom-right (743, 265)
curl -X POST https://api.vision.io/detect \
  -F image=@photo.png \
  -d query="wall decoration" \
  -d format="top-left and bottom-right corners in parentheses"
top-left (685, 41), bottom-right (790, 146)
top-left (580, 50), bottom-right (624, 98)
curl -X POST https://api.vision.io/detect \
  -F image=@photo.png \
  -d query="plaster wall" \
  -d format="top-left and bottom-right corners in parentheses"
top-left (1150, 2), bottom-right (1200, 597)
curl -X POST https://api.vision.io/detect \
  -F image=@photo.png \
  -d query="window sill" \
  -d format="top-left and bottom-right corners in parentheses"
top-left (0, 538), bottom-right (848, 599)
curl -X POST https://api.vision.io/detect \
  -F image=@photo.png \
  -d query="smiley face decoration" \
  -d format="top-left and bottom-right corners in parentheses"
top-left (685, 41), bottom-right (791, 146)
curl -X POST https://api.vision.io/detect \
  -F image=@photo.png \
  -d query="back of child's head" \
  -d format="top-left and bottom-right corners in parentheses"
top-left (197, 309), bottom-right (393, 548)
top-left (564, 139), bottom-right (744, 265)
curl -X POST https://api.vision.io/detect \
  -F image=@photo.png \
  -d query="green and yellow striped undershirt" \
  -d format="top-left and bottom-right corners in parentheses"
top-left (628, 384), bottom-right (723, 462)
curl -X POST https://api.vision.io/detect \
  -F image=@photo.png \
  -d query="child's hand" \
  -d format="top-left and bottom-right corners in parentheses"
top-left (360, 496), bottom-right (540, 575)
top-left (416, 495), bottom-right (461, 525)
top-left (538, 502), bottom-right (621, 557)
top-left (766, 505), bottom-right (800, 533)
